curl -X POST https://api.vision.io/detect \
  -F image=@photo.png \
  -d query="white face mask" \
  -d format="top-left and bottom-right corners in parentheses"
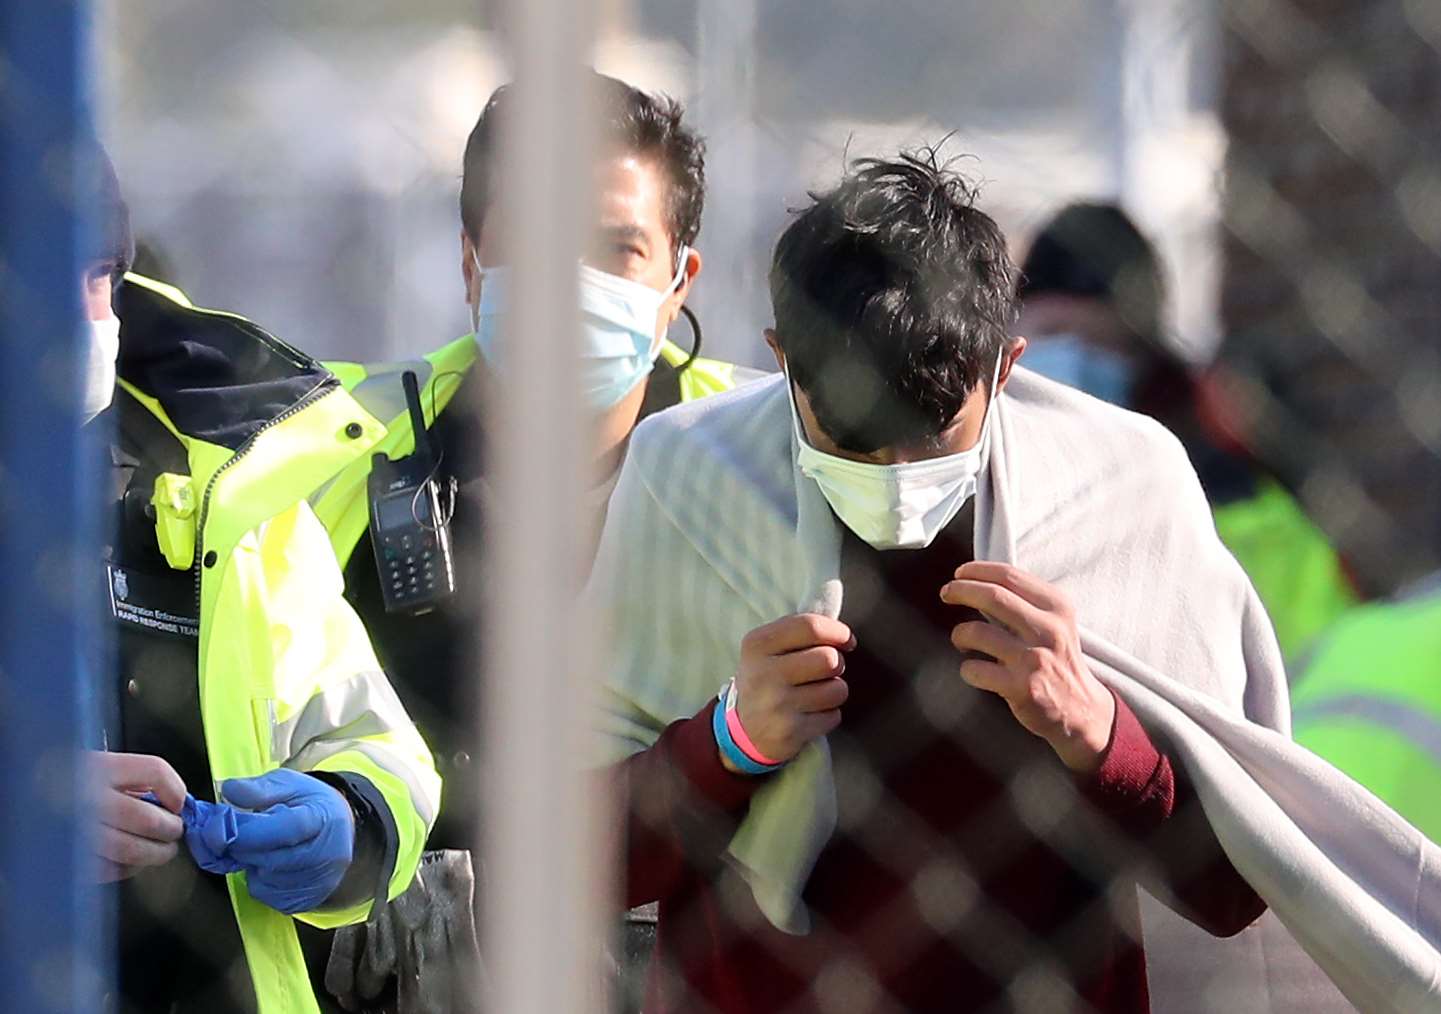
top-left (788, 352), bottom-right (1003, 550)
top-left (1022, 333), bottom-right (1135, 407)
top-left (82, 316), bottom-right (121, 423)
top-left (471, 247), bottom-right (688, 411)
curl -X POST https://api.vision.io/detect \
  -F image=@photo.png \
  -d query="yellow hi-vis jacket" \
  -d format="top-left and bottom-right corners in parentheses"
top-left (313, 333), bottom-right (762, 566)
top-left (1212, 476), bottom-right (1358, 664)
top-left (117, 274), bottom-right (441, 1013)
top-left (1292, 584), bottom-right (1441, 842)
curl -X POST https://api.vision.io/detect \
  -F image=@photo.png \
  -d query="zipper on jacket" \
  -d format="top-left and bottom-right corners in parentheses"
top-left (191, 378), bottom-right (342, 614)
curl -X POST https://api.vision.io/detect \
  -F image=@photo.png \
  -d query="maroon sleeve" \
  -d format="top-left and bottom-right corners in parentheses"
top-left (1078, 692), bottom-right (1268, 937)
top-left (1080, 692), bottom-right (1176, 832)
top-left (611, 699), bottom-right (767, 908)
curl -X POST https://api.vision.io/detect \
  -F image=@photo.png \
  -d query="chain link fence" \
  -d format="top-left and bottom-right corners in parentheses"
top-left (3, 0), bottom-right (1438, 1011)
top-left (1218, 0), bottom-right (1441, 597)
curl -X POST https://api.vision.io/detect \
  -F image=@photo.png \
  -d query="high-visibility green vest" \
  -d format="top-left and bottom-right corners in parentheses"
top-left (1213, 477), bottom-right (1357, 662)
top-left (314, 334), bottom-right (761, 566)
top-left (1291, 588), bottom-right (1441, 842)
top-left (119, 275), bottom-right (441, 1013)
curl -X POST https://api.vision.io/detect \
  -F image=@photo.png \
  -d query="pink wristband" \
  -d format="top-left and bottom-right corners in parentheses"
top-left (724, 680), bottom-right (785, 767)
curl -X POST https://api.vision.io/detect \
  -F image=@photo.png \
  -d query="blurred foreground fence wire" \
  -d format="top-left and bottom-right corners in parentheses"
top-left (1218, 0), bottom-right (1441, 598)
top-left (0, 1), bottom-right (109, 1012)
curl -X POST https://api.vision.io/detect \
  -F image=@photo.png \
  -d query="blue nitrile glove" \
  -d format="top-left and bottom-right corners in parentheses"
top-left (181, 795), bottom-right (244, 875)
top-left (220, 769), bottom-right (355, 915)
top-left (139, 791), bottom-right (244, 876)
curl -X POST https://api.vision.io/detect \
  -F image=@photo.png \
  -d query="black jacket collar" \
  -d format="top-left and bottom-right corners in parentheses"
top-left (114, 276), bottom-right (332, 451)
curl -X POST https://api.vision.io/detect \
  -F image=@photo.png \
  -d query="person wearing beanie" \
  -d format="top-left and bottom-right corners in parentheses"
top-left (1015, 202), bottom-right (1357, 664)
top-left (76, 146), bottom-right (132, 422)
top-left (81, 142), bottom-right (440, 1014)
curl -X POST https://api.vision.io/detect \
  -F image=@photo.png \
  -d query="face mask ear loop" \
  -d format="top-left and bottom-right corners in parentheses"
top-left (648, 244), bottom-right (691, 363)
top-left (976, 347), bottom-right (1005, 436)
top-left (781, 362), bottom-right (840, 470)
top-left (667, 244), bottom-right (690, 296)
top-left (469, 247), bottom-right (484, 336)
top-left (967, 347), bottom-right (1006, 474)
top-left (781, 360), bottom-right (806, 446)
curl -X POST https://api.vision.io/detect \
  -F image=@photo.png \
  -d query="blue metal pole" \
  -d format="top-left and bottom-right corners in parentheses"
top-left (0, 0), bottom-right (108, 1011)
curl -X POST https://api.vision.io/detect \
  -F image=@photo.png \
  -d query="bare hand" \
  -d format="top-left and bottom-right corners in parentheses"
top-left (87, 752), bottom-right (187, 882)
top-left (728, 613), bottom-right (854, 770)
top-left (939, 562), bottom-right (1116, 774)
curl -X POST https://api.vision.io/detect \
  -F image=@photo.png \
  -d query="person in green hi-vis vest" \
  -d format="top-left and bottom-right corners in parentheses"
top-left (1013, 202), bottom-right (1358, 665)
top-left (78, 146), bottom-right (440, 1014)
top-left (1291, 582), bottom-right (1441, 842)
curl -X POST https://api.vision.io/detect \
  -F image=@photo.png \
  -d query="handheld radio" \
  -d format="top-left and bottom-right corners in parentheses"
top-left (367, 370), bottom-right (456, 615)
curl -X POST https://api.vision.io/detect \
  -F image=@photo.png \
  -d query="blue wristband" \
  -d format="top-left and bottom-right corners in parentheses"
top-left (712, 684), bottom-right (783, 776)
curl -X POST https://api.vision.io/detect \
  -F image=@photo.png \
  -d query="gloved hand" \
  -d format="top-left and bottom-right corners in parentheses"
top-left (325, 849), bottom-right (488, 1014)
top-left (179, 795), bottom-right (243, 875)
top-left (220, 768), bottom-right (354, 915)
top-left (142, 791), bottom-right (243, 875)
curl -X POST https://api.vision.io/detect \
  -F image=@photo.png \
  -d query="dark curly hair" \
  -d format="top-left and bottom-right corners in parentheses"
top-left (460, 70), bottom-right (706, 256)
top-left (770, 147), bottom-right (1018, 454)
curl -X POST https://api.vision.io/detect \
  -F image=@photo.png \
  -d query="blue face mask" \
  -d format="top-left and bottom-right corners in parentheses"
top-left (1021, 333), bottom-right (1136, 407)
top-left (471, 248), bottom-right (689, 411)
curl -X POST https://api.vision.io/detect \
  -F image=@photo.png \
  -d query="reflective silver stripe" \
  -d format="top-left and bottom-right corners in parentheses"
top-left (1293, 694), bottom-right (1441, 767)
top-left (288, 738), bottom-right (439, 829)
top-left (273, 669), bottom-right (439, 826)
top-left (347, 358), bottom-right (436, 425)
top-left (271, 668), bottom-right (411, 759)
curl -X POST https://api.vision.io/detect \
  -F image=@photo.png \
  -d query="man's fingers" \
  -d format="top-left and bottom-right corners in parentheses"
top-left (94, 858), bottom-right (135, 883)
top-left (796, 710), bottom-right (842, 743)
top-left (94, 752), bottom-right (187, 813)
top-left (958, 657), bottom-right (1014, 696)
top-left (950, 620), bottom-right (1026, 667)
top-left (745, 613), bottom-right (853, 656)
top-left (735, 615), bottom-right (855, 761)
top-left (790, 676), bottom-right (849, 714)
top-left (939, 578), bottom-right (1044, 641)
top-left (95, 858), bottom-right (136, 881)
top-left (96, 826), bottom-right (179, 869)
top-left (953, 561), bottom-right (1070, 616)
top-left (101, 790), bottom-right (184, 843)
top-left (772, 645), bottom-right (846, 686)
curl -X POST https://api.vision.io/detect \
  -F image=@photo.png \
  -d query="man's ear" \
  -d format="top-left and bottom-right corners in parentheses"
top-left (996, 336), bottom-right (1027, 393)
top-left (763, 328), bottom-right (785, 372)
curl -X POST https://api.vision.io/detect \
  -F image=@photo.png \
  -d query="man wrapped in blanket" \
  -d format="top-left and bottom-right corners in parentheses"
top-left (586, 149), bottom-right (1441, 1013)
